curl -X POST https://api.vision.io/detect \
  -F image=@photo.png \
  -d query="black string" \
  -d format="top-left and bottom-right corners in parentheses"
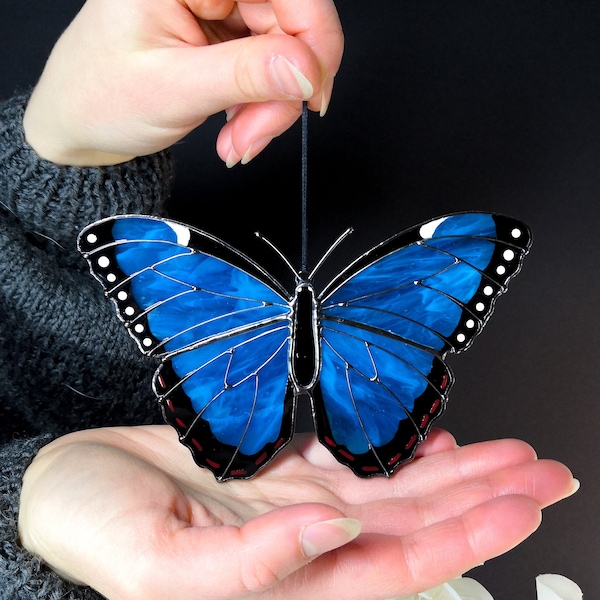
top-left (301, 102), bottom-right (309, 273)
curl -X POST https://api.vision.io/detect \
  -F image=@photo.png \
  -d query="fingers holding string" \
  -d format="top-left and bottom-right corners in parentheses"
top-left (237, 0), bottom-right (344, 113)
top-left (214, 0), bottom-right (343, 164)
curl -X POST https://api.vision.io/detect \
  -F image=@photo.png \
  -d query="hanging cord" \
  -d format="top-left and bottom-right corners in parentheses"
top-left (301, 102), bottom-right (309, 273)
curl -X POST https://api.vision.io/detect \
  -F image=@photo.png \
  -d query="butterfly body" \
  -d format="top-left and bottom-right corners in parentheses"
top-left (79, 212), bottom-right (531, 481)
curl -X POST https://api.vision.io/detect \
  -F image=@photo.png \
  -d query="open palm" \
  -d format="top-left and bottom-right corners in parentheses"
top-left (20, 425), bottom-right (574, 600)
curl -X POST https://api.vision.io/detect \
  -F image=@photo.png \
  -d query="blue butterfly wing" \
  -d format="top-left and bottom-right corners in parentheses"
top-left (78, 215), bottom-right (295, 480)
top-left (316, 213), bottom-right (531, 477)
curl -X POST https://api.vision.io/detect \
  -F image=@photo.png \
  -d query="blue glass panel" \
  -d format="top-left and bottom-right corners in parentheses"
top-left (322, 328), bottom-right (430, 403)
top-left (347, 369), bottom-right (406, 446)
top-left (368, 344), bottom-right (429, 406)
top-left (319, 329), bottom-right (376, 379)
top-left (424, 238), bottom-right (494, 270)
top-left (129, 268), bottom-right (190, 309)
top-left (172, 322), bottom-right (289, 381)
top-left (422, 262), bottom-right (484, 304)
top-left (201, 377), bottom-right (258, 449)
top-left (322, 303), bottom-right (447, 350)
top-left (319, 343), bottom-right (413, 454)
top-left (240, 343), bottom-right (289, 454)
top-left (115, 241), bottom-right (191, 274)
top-left (181, 330), bottom-right (289, 454)
top-left (112, 217), bottom-right (182, 243)
top-left (157, 305), bottom-right (288, 353)
top-left (322, 320), bottom-right (437, 378)
top-left (155, 254), bottom-right (284, 305)
top-left (324, 287), bottom-right (461, 345)
top-left (182, 353), bottom-right (232, 413)
top-left (318, 346), bottom-right (365, 452)
top-left (326, 245), bottom-right (456, 305)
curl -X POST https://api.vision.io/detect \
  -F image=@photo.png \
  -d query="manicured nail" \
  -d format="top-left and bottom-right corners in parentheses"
top-left (271, 55), bottom-right (314, 100)
top-left (301, 518), bottom-right (361, 558)
top-left (225, 148), bottom-right (240, 168)
top-left (569, 478), bottom-right (581, 496)
top-left (241, 136), bottom-right (273, 165)
top-left (320, 77), bottom-right (334, 117)
top-left (225, 104), bottom-right (242, 122)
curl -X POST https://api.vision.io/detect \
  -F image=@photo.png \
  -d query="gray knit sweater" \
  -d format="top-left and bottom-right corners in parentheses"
top-left (0, 94), bottom-right (173, 599)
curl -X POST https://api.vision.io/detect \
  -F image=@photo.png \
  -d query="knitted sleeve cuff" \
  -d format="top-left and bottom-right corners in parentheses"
top-left (0, 93), bottom-right (173, 258)
top-left (0, 436), bottom-right (103, 599)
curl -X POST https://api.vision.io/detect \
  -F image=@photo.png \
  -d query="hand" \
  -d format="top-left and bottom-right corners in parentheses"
top-left (22, 0), bottom-right (343, 167)
top-left (19, 425), bottom-right (576, 600)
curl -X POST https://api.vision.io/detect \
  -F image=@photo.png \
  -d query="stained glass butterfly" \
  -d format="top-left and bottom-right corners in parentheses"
top-left (78, 212), bottom-right (531, 481)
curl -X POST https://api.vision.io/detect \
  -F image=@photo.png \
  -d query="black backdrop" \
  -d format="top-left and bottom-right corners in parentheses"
top-left (2, 2), bottom-right (599, 597)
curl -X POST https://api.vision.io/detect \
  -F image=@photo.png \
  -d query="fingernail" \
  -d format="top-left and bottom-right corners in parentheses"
top-left (241, 136), bottom-right (273, 165)
top-left (301, 518), bottom-right (361, 558)
top-left (569, 478), bottom-right (581, 496)
top-left (225, 104), bottom-right (242, 122)
top-left (271, 55), bottom-right (314, 100)
top-left (320, 77), bottom-right (334, 117)
top-left (225, 148), bottom-right (240, 168)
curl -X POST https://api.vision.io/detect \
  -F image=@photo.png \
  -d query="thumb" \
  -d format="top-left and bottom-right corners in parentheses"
top-left (163, 34), bottom-right (324, 165)
top-left (179, 504), bottom-right (361, 597)
top-left (163, 33), bottom-right (321, 120)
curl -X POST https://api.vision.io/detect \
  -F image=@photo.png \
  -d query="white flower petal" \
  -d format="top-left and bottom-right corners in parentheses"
top-left (392, 577), bottom-right (493, 600)
top-left (536, 574), bottom-right (583, 600)
top-left (445, 577), bottom-right (494, 600)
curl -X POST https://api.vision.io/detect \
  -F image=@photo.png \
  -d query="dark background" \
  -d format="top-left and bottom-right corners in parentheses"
top-left (2, 1), bottom-right (599, 597)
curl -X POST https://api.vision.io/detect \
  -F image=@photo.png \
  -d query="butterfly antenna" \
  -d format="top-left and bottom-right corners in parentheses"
top-left (254, 231), bottom-right (298, 279)
top-left (308, 227), bottom-right (354, 280)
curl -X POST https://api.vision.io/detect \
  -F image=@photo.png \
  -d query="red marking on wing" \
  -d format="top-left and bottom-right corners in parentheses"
top-left (158, 374), bottom-right (166, 389)
top-left (165, 398), bottom-right (175, 412)
top-left (361, 466), bottom-right (380, 473)
top-left (255, 452), bottom-right (268, 465)
top-left (274, 438), bottom-right (286, 450)
top-left (191, 438), bottom-right (203, 452)
top-left (339, 449), bottom-right (355, 461)
top-left (230, 469), bottom-right (247, 477)
top-left (175, 418), bottom-right (186, 428)
top-left (388, 453), bottom-right (402, 465)
top-left (420, 415), bottom-right (429, 429)
top-left (429, 399), bottom-right (441, 414)
top-left (324, 436), bottom-right (337, 447)
top-left (206, 458), bottom-right (220, 469)
top-left (405, 434), bottom-right (418, 450)
top-left (440, 374), bottom-right (449, 390)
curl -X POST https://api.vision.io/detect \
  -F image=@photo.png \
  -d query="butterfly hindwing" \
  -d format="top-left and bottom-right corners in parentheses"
top-left (316, 213), bottom-right (531, 476)
top-left (78, 215), bottom-right (295, 480)
top-left (314, 325), bottom-right (452, 476)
